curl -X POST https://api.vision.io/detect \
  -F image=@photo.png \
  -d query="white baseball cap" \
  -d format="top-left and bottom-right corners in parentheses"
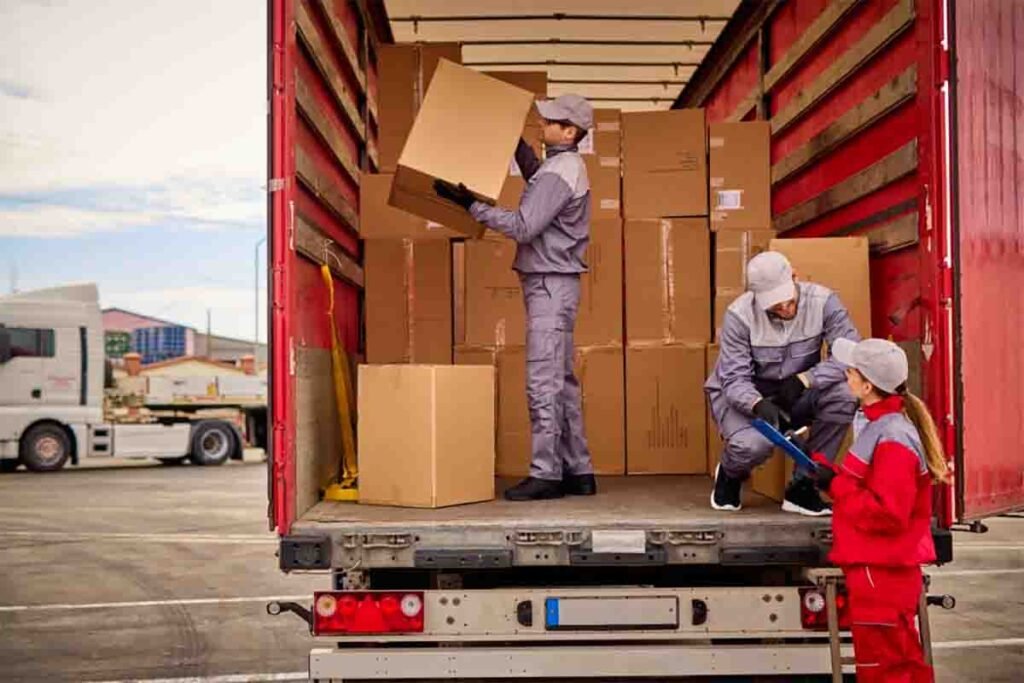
top-left (832, 338), bottom-right (909, 393)
top-left (535, 94), bottom-right (594, 130)
top-left (747, 251), bottom-right (796, 310)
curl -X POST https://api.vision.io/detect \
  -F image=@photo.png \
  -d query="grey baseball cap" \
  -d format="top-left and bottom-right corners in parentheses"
top-left (747, 251), bottom-right (797, 310)
top-left (535, 94), bottom-right (594, 130)
top-left (832, 338), bottom-right (909, 393)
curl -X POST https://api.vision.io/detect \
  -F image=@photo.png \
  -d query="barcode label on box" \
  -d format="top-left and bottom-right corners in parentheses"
top-left (716, 190), bottom-right (744, 210)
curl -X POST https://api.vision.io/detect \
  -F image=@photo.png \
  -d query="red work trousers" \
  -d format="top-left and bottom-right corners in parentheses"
top-left (842, 565), bottom-right (934, 683)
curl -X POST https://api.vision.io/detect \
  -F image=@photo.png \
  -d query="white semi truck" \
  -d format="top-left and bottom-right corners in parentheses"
top-left (0, 284), bottom-right (267, 472)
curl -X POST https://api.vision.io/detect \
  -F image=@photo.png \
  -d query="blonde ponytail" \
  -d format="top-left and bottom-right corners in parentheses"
top-left (900, 389), bottom-right (951, 484)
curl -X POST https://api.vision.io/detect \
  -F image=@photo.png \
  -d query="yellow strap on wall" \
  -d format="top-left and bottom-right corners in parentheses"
top-left (321, 264), bottom-right (358, 488)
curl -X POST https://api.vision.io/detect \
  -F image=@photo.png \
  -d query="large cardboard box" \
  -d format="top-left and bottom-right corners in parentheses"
top-left (462, 239), bottom-right (524, 347)
top-left (365, 240), bottom-right (452, 364)
top-left (456, 344), bottom-right (625, 477)
top-left (626, 344), bottom-right (707, 474)
top-left (584, 155), bottom-right (622, 221)
top-left (577, 219), bottom-right (624, 346)
top-left (709, 122), bottom-right (771, 231)
top-left (360, 174), bottom-right (460, 240)
top-left (379, 43), bottom-right (462, 172)
top-left (770, 237), bottom-right (872, 336)
top-left (622, 109), bottom-right (707, 218)
top-left (485, 71), bottom-right (547, 161)
top-left (358, 364), bottom-right (495, 508)
top-left (389, 61), bottom-right (536, 239)
top-left (625, 218), bottom-right (711, 344)
top-left (713, 228), bottom-right (775, 339)
top-left (580, 108), bottom-right (622, 158)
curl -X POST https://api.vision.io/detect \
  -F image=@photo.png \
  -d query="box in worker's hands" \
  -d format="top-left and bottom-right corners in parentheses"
top-left (388, 60), bottom-right (536, 239)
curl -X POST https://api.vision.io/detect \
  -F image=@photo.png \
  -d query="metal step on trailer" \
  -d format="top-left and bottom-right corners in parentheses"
top-left (284, 476), bottom-right (832, 571)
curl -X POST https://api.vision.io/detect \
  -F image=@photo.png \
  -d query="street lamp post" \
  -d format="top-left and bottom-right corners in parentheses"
top-left (255, 236), bottom-right (266, 359)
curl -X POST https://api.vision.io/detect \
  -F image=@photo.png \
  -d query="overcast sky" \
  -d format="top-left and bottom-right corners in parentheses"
top-left (0, 0), bottom-right (268, 342)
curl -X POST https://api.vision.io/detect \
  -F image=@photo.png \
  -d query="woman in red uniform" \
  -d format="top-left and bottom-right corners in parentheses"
top-left (812, 338), bottom-right (949, 682)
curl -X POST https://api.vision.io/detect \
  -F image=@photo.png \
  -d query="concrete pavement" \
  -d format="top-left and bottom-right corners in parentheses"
top-left (0, 457), bottom-right (1022, 681)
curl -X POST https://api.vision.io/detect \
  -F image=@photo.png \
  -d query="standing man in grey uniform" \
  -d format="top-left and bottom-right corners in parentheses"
top-left (434, 94), bottom-right (596, 502)
top-left (706, 251), bottom-right (860, 516)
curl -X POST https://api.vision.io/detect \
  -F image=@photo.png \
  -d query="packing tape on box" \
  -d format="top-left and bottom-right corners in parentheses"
top-left (660, 219), bottom-right (677, 343)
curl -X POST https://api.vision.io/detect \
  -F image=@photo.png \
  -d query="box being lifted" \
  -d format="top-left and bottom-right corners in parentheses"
top-left (388, 60), bottom-right (536, 239)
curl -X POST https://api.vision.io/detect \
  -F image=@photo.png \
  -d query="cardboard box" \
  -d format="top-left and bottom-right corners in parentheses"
top-left (714, 290), bottom-right (739, 340)
top-left (360, 174), bottom-right (460, 240)
top-left (389, 61), bottom-right (536, 239)
top-left (365, 240), bottom-right (452, 364)
top-left (486, 71), bottom-right (547, 160)
top-left (626, 344), bottom-right (707, 474)
top-left (463, 239), bottom-right (524, 347)
top-left (584, 155), bottom-right (622, 221)
top-left (358, 364), bottom-right (495, 508)
top-left (709, 122), bottom-right (771, 230)
top-left (706, 344), bottom-right (722, 477)
top-left (714, 228), bottom-right (776, 291)
top-left (379, 43), bottom-right (462, 172)
top-left (577, 219), bottom-right (624, 346)
top-left (770, 237), bottom-right (872, 337)
top-left (622, 109), bottom-right (707, 218)
top-left (456, 344), bottom-right (625, 477)
top-left (580, 108), bottom-right (621, 158)
top-left (624, 218), bottom-right (711, 344)
top-left (455, 345), bottom-right (528, 477)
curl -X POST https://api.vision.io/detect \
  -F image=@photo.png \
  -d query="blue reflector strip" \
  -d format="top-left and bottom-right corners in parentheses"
top-left (545, 598), bottom-right (559, 629)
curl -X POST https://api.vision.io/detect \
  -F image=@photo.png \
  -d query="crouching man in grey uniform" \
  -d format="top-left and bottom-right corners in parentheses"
top-left (434, 94), bottom-right (596, 502)
top-left (706, 251), bottom-right (860, 516)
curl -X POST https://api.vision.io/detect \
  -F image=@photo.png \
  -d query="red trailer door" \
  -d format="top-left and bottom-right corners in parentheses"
top-left (268, 0), bottom-right (383, 532)
top-left (951, 0), bottom-right (1024, 520)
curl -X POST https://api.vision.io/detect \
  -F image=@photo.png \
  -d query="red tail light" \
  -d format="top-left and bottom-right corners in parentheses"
top-left (799, 586), bottom-right (851, 630)
top-left (313, 591), bottom-right (425, 635)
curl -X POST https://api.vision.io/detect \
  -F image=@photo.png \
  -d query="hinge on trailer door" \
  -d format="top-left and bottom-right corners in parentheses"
top-left (267, 177), bottom-right (286, 192)
top-left (649, 529), bottom-right (721, 546)
top-left (513, 530), bottom-right (585, 547)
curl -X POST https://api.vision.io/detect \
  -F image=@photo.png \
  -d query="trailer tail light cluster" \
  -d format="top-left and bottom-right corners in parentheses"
top-left (799, 587), bottom-right (851, 631)
top-left (313, 591), bottom-right (425, 635)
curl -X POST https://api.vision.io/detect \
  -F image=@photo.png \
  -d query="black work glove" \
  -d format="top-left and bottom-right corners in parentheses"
top-left (753, 398), bottom-right (783, 428)
top-left (776, 374), bottom-right (807, 412)
top-left (433, 180), bottom-right (475, 210)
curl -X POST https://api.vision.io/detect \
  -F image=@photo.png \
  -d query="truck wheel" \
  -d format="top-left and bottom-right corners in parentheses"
top-left (189, 421), bottom-right (234, 466)
top-left (21, 424), bottom-right (71, 472)
top-left (0, 459), bottom-right (19, 473)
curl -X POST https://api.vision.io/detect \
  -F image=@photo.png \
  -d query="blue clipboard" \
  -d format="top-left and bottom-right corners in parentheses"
top-left (752, 419), bottom-right (817, 470)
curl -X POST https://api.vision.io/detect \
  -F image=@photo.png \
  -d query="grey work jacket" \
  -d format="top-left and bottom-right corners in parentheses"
top-left (469, 141), bottom-right (590, 274)
top-left (705, 282), bottom-right (861, 413)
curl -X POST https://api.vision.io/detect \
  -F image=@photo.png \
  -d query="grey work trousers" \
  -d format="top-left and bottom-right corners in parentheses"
top-left (709, 381), bottom-right (857, 480)
top-left (520, 272), bottom-right (593, 481)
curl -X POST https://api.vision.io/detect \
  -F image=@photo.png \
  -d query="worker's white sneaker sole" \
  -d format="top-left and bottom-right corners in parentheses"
top-left (710, 465), bottom-right (742, 511)
top-left (781, 499), bottom-right (833, 517)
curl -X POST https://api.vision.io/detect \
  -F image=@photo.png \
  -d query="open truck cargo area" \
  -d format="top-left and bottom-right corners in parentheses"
top-left (268, 0), bottom-right (1022, 678)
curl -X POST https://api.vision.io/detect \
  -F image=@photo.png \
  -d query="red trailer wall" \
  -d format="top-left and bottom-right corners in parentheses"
top-left (269, 0), bottom-right (382, 533)
top-left (952, 0), bottom-right (1024, 519)
top-left (678, 0), bottom-right (956, 523)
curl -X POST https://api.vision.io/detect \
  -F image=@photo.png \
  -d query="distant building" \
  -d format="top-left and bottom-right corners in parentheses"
top-left (102, 307), bottom-right (268, 366)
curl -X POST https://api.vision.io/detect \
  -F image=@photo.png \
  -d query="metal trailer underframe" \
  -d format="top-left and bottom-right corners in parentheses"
top-left (309, 643), bottom-right (854, 680)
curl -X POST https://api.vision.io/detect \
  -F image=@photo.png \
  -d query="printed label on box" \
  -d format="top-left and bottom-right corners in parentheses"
top-left (716, 190), bottom-right (744, 210)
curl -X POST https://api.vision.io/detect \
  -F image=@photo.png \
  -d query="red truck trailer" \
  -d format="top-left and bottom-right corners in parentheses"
top-left (267, 1), bottom-right (1023, 679)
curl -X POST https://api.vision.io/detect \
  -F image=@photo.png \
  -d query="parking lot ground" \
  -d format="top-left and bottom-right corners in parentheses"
top-left (1, 457), bottom-right (1022, 682)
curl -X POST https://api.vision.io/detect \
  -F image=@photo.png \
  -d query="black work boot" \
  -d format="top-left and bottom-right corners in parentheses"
top-left (782, 477), bottom-right (833, 517)
top-left (711, 465), bottom-right (744, 511)
top-left (562, 473), bottom-right (597, 496)
top-left (504, 477), bottom-right (565, 501)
